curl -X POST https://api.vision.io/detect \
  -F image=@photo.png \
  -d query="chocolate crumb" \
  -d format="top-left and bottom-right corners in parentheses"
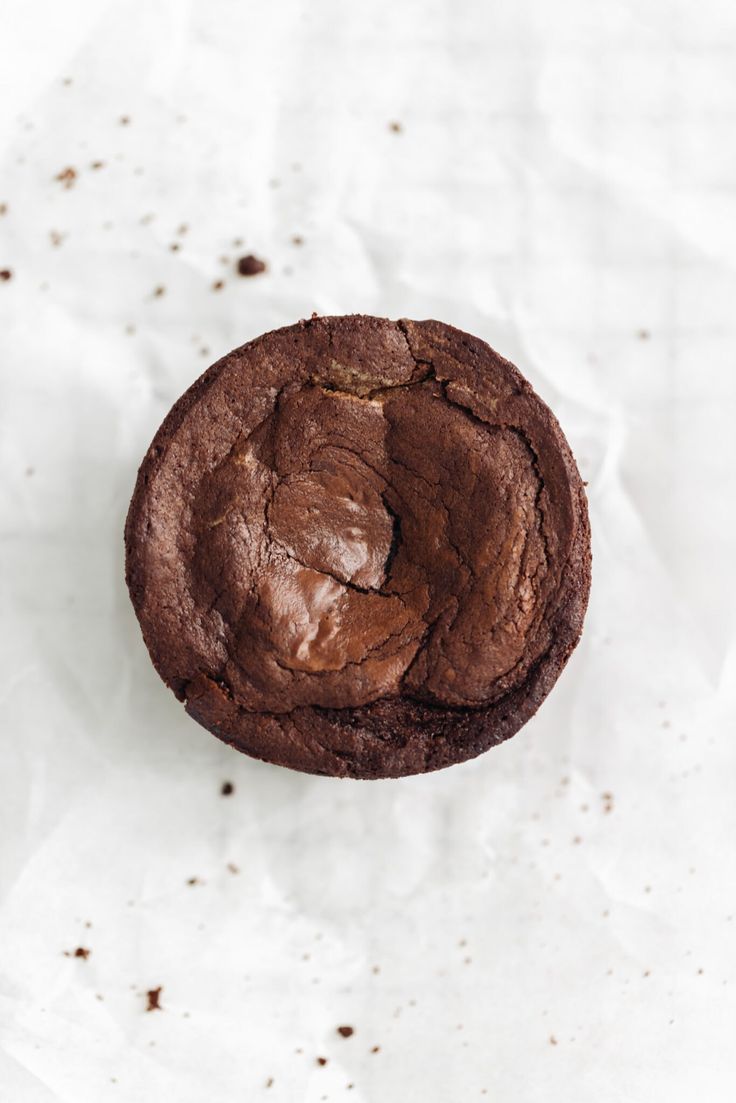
top-left (90, 161), bottom-right (105, 170)
top-left (186, 877), bottom-right (200, 886)
top-left (169, 242), bottom-right (180, 252)
top-left (337, 1026), bottom-right (354, 1038)
top-left (64, 946), bottom-right (90, 959)
top-left (212, 279), bottom-right (225, 291)
top-left (388, 120), bottom-right (403, 133)
top-left (221, 781), bottom-right (234, 796)
top-left (0, 269), bottom-right (12, 282)
top-left (55, 167), bottom-right (77, 189)
top-left (370, 1045), bottom-right (380, 1054)
top-left (146, 987), bottom-right (162, 1011)
top-left (316, 1057), bottom-right (328, 1067)
top-left (152, 285), bottom-right (166, 298)
top-left (236, 254), bottom-right (267, 277)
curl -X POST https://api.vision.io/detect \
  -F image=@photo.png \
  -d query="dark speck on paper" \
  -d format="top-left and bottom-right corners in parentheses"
top-left (146, 987), bottom-right (163, 1011)
top-left (237, 255), bottom-right (267, 277)
top-left (221, 781), bottom-right (234, 796)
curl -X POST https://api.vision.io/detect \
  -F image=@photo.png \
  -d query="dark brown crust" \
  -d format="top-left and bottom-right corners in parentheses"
top-left (125, 316), bottom-right (591, 779)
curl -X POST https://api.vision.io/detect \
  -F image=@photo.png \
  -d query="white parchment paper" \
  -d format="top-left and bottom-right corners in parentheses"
top-left (2, 1), bottom-right (735, 1099)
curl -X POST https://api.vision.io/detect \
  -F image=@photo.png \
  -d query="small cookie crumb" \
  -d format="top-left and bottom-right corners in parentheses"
top-left (55, 167), bottom-right (77, 188)
top-left (236, 254), bottom-right (267, 277)
top-left (146, 987), bottom-right (162, 1012)
top-left (388, 120), bottom-right (403, 133)
top-left (337, 1025), bottom-right (354, 1038)
top-left (0, 269), bottom-right (12, 281)
top-left (221, 781), bottom-right (234, 796)
top-left (316, 1057), bottom-right (328, 1067)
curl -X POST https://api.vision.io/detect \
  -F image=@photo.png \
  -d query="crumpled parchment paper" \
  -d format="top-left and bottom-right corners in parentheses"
top-left (1, 0), bottom-right (735, 1099)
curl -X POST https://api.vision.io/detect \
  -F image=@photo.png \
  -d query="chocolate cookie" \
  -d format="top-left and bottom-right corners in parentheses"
top-left (125, 316), bottom-right (591, 778)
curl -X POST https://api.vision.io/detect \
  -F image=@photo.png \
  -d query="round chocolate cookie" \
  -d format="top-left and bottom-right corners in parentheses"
top-left (125, 316), bottom-right (591, 779)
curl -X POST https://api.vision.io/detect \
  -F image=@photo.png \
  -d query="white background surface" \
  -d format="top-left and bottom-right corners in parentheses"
top-left (1, 1), bottom-right (735, 1100)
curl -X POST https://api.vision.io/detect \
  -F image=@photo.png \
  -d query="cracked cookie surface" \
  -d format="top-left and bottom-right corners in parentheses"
top-left (125, 315), bottom-right (591, 778)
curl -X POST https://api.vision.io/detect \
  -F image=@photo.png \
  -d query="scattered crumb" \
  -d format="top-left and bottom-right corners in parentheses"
top-left (96, 993), bottom-right (104, 1001)
top-left (237, 254), bottom-right (267, 277)
top-left (372, 965), bottom-right (380, 975)
top-left (177, 223), bottom-right (189, 235)
top-left (49, 230), bottom-right (65, 247)
top-left (347, 1084), bottom-right (354, 1091)
top-left (90, 160), bottom-right (105, 170)
top-left (464, 956), bottom-right (472, 964)
top-left (186, 877), bottom-right (200, 886)
top-left (221, 781), bottom-right (234, 796)
top-left (644, 885), bottom-right (652, 894)
top-left (120, 115), bottom-right (131, 126)
top-left (62, 77), bottom-right (73, 86)
top-left (227, 862), bottom-right (239, 874)
top-left (0, 203), bottom-right (7, 215)
top-left (265, 1077), bottom-right (274, 1088)
top-left (55, 166), bottom-right (77, 189)
top-left (291, 234), bottom-right (304, 246)
top-left (212, 279), bottom-right (225, 291)
top-left (601, 792), bottom-right (614, 814)
top-left (200, 347), bottom-right (210, 357)
top-left (698, 968), bottom-right (704, 975)
top-left (64, 946), bottom-right (90, 959)
top-left (125, 324), bottom-right (136, 335)
top-left (316, 1056), bottom-right (328, 1067)
top-left (152, 285), bottom-right (166, 298)
top-left (337, 1026), bottom-right (354, 1038)
top-left (140, 212), bottom-right (155, 225)
top-left (370, 1045), bottom-right (380, 1054)
top-left (232, 237), bottom-right (244, 247)
top-left (146, 987), bottom-right (162, 1011)
top-left (549, 1035), bottom-right (558, 1046)
top-left (388, 120), bottom-right (403, 133)
top-left (573, 836), bottom-right (582, 845)
top-left (637, 328), bottom-right (650, 340)
top-left (643, 970), bottom-right (651, 977)
top-left (0, 269), bottom-right (12, 281)
top-left (169, 242), bottom-right (180, 252)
